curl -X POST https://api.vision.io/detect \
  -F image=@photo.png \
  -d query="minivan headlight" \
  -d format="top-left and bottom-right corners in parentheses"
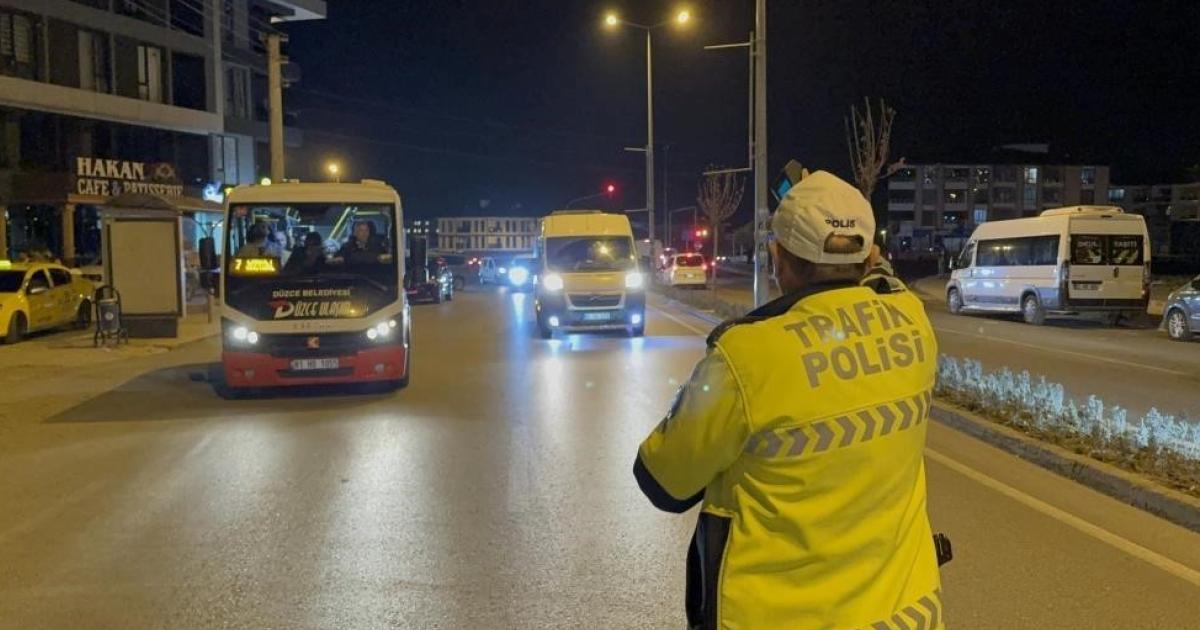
top-left (625, 272), bottom-right (645, 290)
top-left (543, 273), bottom-right (564, 292)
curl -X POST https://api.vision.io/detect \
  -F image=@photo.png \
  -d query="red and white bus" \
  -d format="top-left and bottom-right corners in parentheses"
top-left (219, 180), bottom-right (410, 391)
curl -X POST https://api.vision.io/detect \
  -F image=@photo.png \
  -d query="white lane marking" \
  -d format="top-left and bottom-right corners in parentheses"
top-left (649, 303), bottom-right (713, 337)
top-left (926, 448), bottom-right (1200, 588)
top-left (934, 326), bottom-right (1192, 377)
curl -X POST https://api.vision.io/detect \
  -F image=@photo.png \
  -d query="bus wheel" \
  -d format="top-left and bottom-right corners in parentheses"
top-left (947, 288), bottom-right (964, 314)
top-left (1021, 293), bottom-right (1046, 326)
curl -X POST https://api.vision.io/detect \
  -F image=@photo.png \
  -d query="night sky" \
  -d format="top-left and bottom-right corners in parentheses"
top-left (283, 1), bottom-right (1200, 223)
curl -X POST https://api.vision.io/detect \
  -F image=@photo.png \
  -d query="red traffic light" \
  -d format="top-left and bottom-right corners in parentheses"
top-left (605, 183), bottom-right (616, 195)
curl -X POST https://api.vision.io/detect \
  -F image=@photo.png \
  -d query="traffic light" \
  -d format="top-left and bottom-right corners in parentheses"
top-left (695, 228), bottom-right (709, 238)
top-left (605, 183), bottom-right (616, 196)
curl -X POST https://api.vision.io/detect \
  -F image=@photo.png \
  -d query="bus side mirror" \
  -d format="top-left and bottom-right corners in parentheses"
top-left (199, 237), bottom-right (217, 270)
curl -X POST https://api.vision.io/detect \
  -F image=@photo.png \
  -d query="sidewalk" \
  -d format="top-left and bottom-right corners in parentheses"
top-left (0, 311), bottom-right (218, 371)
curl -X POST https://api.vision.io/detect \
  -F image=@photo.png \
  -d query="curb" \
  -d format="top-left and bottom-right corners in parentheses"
top-left (931, 401), bottom-right (1200, 534)
top-left (649, 288), bottom-right (724, 327)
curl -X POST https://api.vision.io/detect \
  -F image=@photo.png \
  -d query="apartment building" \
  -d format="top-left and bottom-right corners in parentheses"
top-left (436, 216), bottom-right (539, 254)
top-left (1108, 183), bottom-right (1200, 255)
top-left (886, 161), bottom-right (1109, 250)
top-left (0, 0), bottom-right (325, 264)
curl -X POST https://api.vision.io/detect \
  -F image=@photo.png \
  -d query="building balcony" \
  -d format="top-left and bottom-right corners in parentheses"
top-left (0, 75), bottom-right (221, 135)
top-left (888, 202), bottom-right (915, 212)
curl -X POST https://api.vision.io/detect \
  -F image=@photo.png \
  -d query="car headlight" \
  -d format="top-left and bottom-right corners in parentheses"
top-left (366, 319), bottom-right (397, 342)
top-left (625, 272), bottom-right (645, 290)
top-left (543, 273), bottom-right (564, 292)
top-left (509, 267), bottom-right (530, 285)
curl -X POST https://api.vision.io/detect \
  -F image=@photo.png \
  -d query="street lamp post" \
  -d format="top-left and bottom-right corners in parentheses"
top-left (603, 9), bottom-right (691, 248)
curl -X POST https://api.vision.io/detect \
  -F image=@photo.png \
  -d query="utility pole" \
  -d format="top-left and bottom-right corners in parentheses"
top-left (644, 30), bottom-right (656, 248)
top-left (663, 144), bottom-right (670, 248)
top-left (752, 0), bottom-right (769, 307)
top-left (267, 33), bottom-right (287, 182)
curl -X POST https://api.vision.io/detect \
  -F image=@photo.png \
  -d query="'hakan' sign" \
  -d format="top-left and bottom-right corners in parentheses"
top-left (74, 157), bottom-right (184, 198)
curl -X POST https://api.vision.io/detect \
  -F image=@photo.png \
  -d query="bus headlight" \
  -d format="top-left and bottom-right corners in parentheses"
top-left (366, 319), bottom-right (397, 342)
top-left (625, 272), bottom-right (645, 290)
top-left (228, 325), bottom-right (260, 346)
top-left (543, 273), bottom-right (564, 292)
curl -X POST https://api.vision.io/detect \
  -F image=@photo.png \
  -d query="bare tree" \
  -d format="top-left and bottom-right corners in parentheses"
top-left (845, 98), bottom-right (905, 230)
top-left (697, 167), bottom-right (747, 285)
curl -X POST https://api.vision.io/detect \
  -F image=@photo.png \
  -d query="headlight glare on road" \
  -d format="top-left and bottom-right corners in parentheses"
top-left (509, 267), bottom-right (530, 286)
top-left (625, 272), bottom-right (645, 290)
top-left (543, 273), bottom-right (564, 292)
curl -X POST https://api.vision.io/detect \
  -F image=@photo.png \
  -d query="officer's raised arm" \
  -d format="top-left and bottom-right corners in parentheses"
top-left (633, 348), bottom-right (749, 513)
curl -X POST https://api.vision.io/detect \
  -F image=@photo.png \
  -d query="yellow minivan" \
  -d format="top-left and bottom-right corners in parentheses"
top-left (534, 210), bottom-right (645, 338)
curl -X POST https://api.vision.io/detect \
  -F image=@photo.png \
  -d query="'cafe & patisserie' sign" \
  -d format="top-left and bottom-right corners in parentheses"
top-left (74, 157), bottom-right (184, 197)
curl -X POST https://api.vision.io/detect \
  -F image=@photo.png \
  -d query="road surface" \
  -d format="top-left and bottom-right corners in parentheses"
top-left (2, 286), bottom-right (1200, 628)
top-left (704, 272), bottom-right (1200, 420)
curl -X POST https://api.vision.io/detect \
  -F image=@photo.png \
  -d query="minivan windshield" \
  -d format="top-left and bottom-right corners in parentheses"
top-left (545, 236), bottom-right (635, 272)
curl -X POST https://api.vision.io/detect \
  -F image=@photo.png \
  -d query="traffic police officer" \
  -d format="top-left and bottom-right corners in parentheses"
top-left (634, 171), bottom-right (944, 629)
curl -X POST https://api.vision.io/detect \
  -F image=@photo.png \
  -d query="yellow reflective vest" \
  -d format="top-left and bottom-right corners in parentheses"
top-left (635, 279), bottom-right (943, 630)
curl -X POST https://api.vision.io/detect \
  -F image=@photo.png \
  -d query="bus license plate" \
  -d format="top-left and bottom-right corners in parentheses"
top-left (291, 358), bottom-right (339, 371)
top-left (582, 312), bottom-right (613, 322)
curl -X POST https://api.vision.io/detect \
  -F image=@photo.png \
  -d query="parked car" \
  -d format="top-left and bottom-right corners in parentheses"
top-left (660, 253), bottom-right (708, 288)
top-left (0, 260), bottom-right (95, 344)
top-left (1162, 275), bottom-right (1200, 341)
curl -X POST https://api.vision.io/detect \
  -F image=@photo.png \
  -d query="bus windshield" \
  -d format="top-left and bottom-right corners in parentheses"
top-left (224, 202), bottom-right (400, 321)
top-left (545, 236), bottom-right (635, 272)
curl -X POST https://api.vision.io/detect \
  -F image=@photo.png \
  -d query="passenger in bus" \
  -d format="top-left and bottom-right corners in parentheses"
top-left (236, 222), bottom-right (272, 257)
top-left (335, 220), bottom-right (389, 266)
top-left (284, 232), bottom-right (327, 275)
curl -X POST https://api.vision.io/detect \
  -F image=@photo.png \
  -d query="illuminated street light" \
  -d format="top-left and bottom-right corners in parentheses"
top-left (326, 161), bottom-right (342, 183)
top-left (598, 9), bottom-right (695, 246)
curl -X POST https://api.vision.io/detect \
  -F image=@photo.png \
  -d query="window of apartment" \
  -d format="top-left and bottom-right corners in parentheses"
top-left (226, 65), bottom-right (251, 119)
top-left (0, 11), bottom-right (39, 80)
top-left (1181, 188), bottom-right (1200, 202)
top-left (994, 166), bottom-right (1017, 183)
top-left (892, 168), bottom-right (915, 182)
top-left (1023, 166), bottom-right (1039, 185)
top-left (70, 0), bottom-right (112, 9)
top-left (974, 167), bottom-right (992, 185)
top-left (920, 212), bottom-right (937, 227)
top-left (1043, 166), bottom-right (1062, 184)
top-left (1133, 188), bottom-right (1150, 202)
top-left (973, 208), bottom-right (989, 224)
top-left (1080, 189), bottom-right (1095, 204)
top-left (891, 211), bottom-right (915, 222)
top-left (117, 0), bottom-right (167, 27)
top-left (943, 211), bottom-right (966, 226)
top-left (1081, 167), bottom-right (1096, 186)
top-left (169, 0), bottom-right (205, 36)
top-left (993, 187), bottom-right (1016, 204)
top-left (1023, 186), bottom-right (1037, 207)
top-left (972, 188), bottom-right (988, 204)
top-left (212, 134), bottom-right (239, 184)
top-left (888, 189), bottom-right (915, 204)
top-left (943, 189), bottom-right (965, 204)
top-left (1042, 187), bottom-right (1062, 204)
top-left (78, 29), bottom-right (112, 93)
top-left (172, 52), bottom-right (205, 110)
top-left (945, 167), bottom-right (970, 181)
top-left (1108, 188), bottom-right (1127, 202)
top-left (922, 167), bottom-right (939, 185)
top-left (222, 1), bottom-right (236, 46)
top-left (137, 44), bottom-right (165, 103)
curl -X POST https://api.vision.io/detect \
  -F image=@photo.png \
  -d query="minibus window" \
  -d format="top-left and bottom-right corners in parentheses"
top-left (1108, 235), bottom-right (1143, 265)
top-left (1071, 235), bottom-right (1106, 265)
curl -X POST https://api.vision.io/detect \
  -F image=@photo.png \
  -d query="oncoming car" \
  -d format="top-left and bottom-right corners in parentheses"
top-left (0, 261), bottom-right (95, 344)
top-left (1162, 275), bottom-right (1200, 341)
top-left (507, 256), bottom-right (539, 291)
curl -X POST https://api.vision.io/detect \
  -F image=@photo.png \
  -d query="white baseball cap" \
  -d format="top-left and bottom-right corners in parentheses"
top-left (771, 170), bottom-right (875, 265)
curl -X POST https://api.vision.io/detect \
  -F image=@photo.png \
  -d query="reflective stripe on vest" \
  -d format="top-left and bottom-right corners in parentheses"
top-left (743, 389), bottom-right (933, 458)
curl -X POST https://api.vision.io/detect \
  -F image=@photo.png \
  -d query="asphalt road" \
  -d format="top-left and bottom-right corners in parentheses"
top-left (706, 272), bottom-right (1200, 420)
top-left (2, 286), bottom-right (1200, 628)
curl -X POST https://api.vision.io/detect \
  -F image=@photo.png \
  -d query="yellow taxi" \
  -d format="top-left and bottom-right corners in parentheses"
top-left (0, 260), bottom-right (95, 344)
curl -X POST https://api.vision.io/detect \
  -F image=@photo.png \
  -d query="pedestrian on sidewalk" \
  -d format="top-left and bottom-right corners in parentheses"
top-left (634, 171), bottom-right (945, 629)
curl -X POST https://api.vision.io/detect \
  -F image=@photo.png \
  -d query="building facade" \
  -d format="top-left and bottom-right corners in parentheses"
top-left (886, 163), bottom-right (1110, 251)
top-left (0, 0), bottom-right (325, 264)
top-left (1108, 183), bottom-right (1200, 256)
top-left (436, 216), bottom-right (539, 253)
